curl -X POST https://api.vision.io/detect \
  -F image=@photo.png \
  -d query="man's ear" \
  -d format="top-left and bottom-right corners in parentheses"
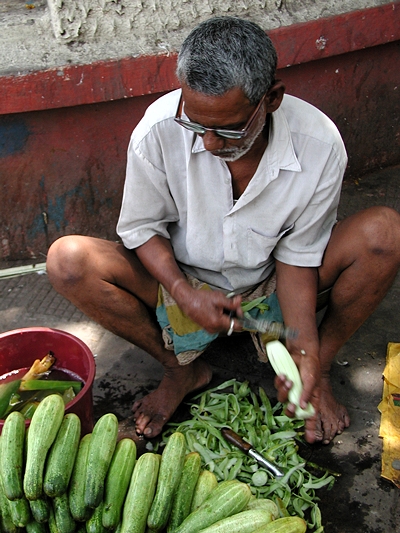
top-left (265, 80), bottom-right (285, 113)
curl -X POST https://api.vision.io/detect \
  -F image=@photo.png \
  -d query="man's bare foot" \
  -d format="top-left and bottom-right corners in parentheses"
top-left (315, 376), bottom-right (350, 444)
top-left (132, 357), bottom-right (212, 438)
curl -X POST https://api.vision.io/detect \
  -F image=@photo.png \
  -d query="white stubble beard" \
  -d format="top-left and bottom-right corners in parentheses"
top-left (215, 111), bottom-right (267, 162)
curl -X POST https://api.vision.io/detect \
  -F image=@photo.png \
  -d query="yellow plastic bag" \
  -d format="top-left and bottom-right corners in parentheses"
top-left (378, 342), bottom-right (400, 488)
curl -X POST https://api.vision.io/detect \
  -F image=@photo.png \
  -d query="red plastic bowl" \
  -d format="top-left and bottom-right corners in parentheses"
top-left (0, 327), bottom-right (96, 435)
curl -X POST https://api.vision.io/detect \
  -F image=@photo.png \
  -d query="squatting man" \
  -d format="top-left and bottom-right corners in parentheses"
top-left (46, 16), bottom-right (400, 444)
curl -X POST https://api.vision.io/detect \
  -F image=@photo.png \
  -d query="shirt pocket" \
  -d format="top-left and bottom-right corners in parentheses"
top-left (245, 224), bottom-right (294, 268)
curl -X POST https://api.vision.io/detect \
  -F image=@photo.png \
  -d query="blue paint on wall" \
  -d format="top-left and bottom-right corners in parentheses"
top-left (27, 193), bottom-right (72, 240)
top-left (27, 183), bottom-right (96, 240)
top-left (0, 117), bottom-right (31, 157)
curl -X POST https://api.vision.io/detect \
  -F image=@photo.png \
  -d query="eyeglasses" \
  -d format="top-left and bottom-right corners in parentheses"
top-left (174, 93), bottom-right (266, 140)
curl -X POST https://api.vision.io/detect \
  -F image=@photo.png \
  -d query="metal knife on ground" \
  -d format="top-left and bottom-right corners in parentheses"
top-left (221, 427), bottom-right (284, 478)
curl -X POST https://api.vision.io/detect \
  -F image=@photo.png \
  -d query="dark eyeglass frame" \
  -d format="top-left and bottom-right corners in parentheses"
top-left (174, 93), bottom-right (267, 140)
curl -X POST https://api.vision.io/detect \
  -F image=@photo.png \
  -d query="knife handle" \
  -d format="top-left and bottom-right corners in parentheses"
top-left (221, 427), bottom-right (252, 453)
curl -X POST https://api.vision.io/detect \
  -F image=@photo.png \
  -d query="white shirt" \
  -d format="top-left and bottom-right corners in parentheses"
top-left (117, 89), bottom-right (347, 292)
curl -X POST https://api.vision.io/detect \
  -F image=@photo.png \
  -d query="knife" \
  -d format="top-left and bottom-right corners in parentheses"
top-left (221, 427), bottom-right (284, 478)
top-left (239, 314), bottom-right (298, 340)
top-left (226, 292), bottom-right (298, 341)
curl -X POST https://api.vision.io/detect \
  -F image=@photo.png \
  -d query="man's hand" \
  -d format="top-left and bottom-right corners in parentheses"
top-left (274, 260), bottom-right (322, 443)
top-left (172, 281), bottom-right (243, 334)
top-left (135, 235), bottom-right (243, 334)
top-left (274, 346), bottom-right (321, 443)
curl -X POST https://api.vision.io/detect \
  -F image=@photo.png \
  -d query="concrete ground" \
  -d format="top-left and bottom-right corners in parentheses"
top-left (0, 165), bottom-right (399, 533)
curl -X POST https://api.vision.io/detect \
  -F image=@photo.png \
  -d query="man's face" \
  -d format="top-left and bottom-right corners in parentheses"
top-left (180, 85), bottom-right (267, 162)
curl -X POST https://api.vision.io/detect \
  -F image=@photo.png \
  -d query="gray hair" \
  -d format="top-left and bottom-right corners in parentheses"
top-left (176, 16), bottom-right (277, 104)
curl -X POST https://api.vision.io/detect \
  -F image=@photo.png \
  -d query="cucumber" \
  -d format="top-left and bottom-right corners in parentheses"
top-left (251, 516), bottom-right (307, 533)
top-left (190, 470), bottom-right (218, 513)
top-left (1, 410), bottom-right (26, 500)
top-left (120, 452), bottom-right (160, 533)
top-left (85, 413), bottom-right (119, 509)
top-left (8, 496), bottom-right (32, 528)
top-left (48, 505), bottom-right (58, 533)
top-left (102, 438), bottom-right (137, 530)
top-left (0, 459), bottom-right (18, 533)
top-left (197, 509), bottom-right (274, 533)
top-left (167, 452), bottom-right (202, 532)
top-left (68, 433), bottom-right (93, 522)
top-left (29, 497), bottom-right (51, 523)
top-left (147, 431), bottom-right (186, 532)
top-left (87, 501), bottom-right (107, 533)
top-left (23, 393), bottom-right (65, 500)
top-left (44, 413), bottom-right (81, 497)
top-left (173, 480), bottom-right (252, 533)
top-left (246, 497), bottom-right (279, 519)
top-left (52, 492), bottom-right (76, 533)
top-left (26, 519), bottom-right (48, 533)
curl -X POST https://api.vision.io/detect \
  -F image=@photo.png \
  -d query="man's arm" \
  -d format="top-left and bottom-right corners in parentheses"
top-left (274, 259), bottom-right (320, 443)
top-left (135, 235), bottom-right (242, 334)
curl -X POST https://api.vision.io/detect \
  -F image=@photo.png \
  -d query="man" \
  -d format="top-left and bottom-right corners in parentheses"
top-left (46, 16), bottom-right (400, 444)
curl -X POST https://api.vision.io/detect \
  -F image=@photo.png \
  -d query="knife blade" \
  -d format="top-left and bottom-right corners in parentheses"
top-left (239, 315), bottom-right (298, 340)
top-left (226, 292), bottom-right (298, 341)
top-left (221, 427), bottom-right (284, 478)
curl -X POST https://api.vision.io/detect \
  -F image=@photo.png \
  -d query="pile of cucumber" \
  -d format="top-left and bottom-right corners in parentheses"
top-left (0, 394), bottom-right (307, 533)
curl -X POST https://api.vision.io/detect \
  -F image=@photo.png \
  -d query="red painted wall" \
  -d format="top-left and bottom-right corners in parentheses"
top-left (0, 4), bottom-right (399, 262)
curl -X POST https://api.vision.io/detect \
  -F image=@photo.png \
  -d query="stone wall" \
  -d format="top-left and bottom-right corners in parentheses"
top-left (0, 0), bottom-right (390, 75)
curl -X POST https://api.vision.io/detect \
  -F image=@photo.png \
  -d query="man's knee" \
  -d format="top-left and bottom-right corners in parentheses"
top-left (357, 206), bottom-right (400, 258)
top-left (46, 235), bottom-right (90, 287)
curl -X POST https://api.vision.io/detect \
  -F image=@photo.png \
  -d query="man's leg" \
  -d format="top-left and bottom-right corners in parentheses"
top-left (46, 236), bottom-right (212, 437)
top-left (316, 206), bottom-right (400, 443)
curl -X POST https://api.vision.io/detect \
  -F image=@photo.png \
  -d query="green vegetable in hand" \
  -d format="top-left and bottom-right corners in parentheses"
top-left (266, 340), bottom-right (315, 419)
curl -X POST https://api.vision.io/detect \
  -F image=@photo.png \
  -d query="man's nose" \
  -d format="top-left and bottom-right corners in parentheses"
top-left (202, 131), bottom-right (225, 151)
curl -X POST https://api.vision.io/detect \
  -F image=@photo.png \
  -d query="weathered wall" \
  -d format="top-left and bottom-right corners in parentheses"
top-left (0, 0), bottom-right (391, 75)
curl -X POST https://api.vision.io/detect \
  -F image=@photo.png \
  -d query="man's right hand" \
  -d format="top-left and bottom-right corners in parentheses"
top-left (172, 280), bottom-right (243, 335)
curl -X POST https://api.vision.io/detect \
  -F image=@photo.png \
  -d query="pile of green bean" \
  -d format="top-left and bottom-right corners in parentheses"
top-left (158, 379), bottom-right (339, 532)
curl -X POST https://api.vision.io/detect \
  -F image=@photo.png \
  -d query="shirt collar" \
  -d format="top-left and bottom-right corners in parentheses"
top-left (191, 95), bottom-right (302, 173)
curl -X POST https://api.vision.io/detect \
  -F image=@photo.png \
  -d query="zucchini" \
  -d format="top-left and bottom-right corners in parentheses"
top-left (173, 480), bottom-right (252, 533)
top-left (87, 501), bottom-right (107, 533)
top-left (102, 438), bottom-right (137, 530)
top-left (23, 393), bottom-right (65, 500)
top-left (44, 413), bottom-right (81, 497)
top-left (252, 516), bottom-right (307, 533)
top-left (52, 492), bottom-right (76, 533)
top-left (197, 509), bottom-right (274, 533)
top-left (167, 452), bottom-right (202, 532)
top-left (29, 497), bottom-right (51, 523)
top-left (190, 470), bottom-right (218, 512)
top-left (8, 496), bottom-right (32, 528)
top-left (0, 410), bottom-right (25, 500)
top-left (85, 413), bottom-right (119, 509)
top-left (119, 452), bottom-right (160, 533)
top-left (68, 433), bottom-right (93, 522)
top-left (147, 431), bottom-right (186, 532)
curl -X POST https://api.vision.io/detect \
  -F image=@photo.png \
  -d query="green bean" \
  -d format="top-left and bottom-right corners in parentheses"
top-left (159, 379), bottom-right (336, 531)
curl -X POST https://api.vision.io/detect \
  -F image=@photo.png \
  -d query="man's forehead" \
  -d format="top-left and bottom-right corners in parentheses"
top-left (181, 84), bottom-right (252, 120)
